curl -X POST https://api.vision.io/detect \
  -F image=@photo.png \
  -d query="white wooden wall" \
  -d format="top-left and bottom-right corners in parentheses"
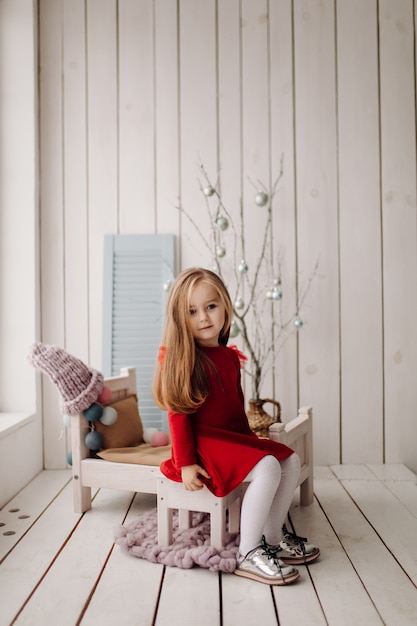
top-left (38, 0), bottom-right (417, 472)
top-left (0, 0), bottom-right (43, 506)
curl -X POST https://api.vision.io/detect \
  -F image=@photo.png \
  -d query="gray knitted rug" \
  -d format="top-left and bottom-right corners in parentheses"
top-left (114, 508), bottom-right (240, 572)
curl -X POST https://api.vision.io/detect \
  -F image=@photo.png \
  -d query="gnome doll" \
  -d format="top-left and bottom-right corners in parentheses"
top-left (27, 342), bottom-right (104, 416)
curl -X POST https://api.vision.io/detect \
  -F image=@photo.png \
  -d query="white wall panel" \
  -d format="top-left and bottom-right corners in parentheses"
top-left (337, 0), bottom-right (383, 463)
top-left (36, 0), bottom-right (417, 471)
top-left (39, 0), bottom-right (67, 467)
top-left (179, 0), bottom-right (218, 271)
top-left (294, 0), bottom-right (340, 464)
top-left (269, 0), bottom-right (298, 420)
top-left (154, 0), bottom-right (181, 265)
top-left (86, 0), bottom-right (119, 369)
top-left (379, 0), bottom-right (417, 467)
top-left (62, 0), bottom-right (89, 361)
top-left (119, 0), bottom-right (155, 233)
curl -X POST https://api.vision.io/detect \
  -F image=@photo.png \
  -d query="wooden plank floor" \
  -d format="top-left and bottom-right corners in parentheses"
top-left (1, 464), bottom-right (417, 626)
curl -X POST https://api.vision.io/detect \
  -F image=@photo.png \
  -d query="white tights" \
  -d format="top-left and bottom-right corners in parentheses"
top-left (238, 453), bottom-right (301, 556)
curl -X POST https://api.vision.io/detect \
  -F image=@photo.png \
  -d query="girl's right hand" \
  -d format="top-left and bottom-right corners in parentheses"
top-left (181, 464), bottom-right (211, 491)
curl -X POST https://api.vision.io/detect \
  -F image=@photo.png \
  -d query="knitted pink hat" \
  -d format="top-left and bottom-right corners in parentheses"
top-left (27, 342), bottom-right (104, 415)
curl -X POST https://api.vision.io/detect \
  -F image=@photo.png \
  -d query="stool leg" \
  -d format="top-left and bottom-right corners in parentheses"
top-left (178, 509), bottom-right (192, 530)
top-left (157, 479), bottom-right (172, 547)
top-left (228, 496), bottom-right (241, 534)
top-left (210, 500), bottom-right (226, 550)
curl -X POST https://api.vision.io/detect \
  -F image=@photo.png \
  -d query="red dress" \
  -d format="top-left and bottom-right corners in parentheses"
top-left (160, 345), bottom-right (294, 497)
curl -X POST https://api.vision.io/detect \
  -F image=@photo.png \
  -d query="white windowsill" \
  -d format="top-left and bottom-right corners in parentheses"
top-left (0, 412), bottom-right (37, 440)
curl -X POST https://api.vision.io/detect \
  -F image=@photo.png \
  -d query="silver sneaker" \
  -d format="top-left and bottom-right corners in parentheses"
top-left (267, 525), bottom-right (320, 565)
top-left (235, 545), bottom-right (300, 585)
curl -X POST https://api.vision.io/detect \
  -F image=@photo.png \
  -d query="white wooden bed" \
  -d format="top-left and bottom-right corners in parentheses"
top-left (71, 367), bottom-right (314, 548)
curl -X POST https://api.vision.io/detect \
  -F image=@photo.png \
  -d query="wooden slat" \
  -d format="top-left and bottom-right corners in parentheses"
top-left (289, 484), bottom-right (385, 625)
top-left (86, 0), bottom-right (119, 368)
top-left (337, 0), bottom-right (383, 464)
top-left (269, 0), bottom-right (299, 418)
top-left (240, 0), bottom-right (273, 402)
top-left (367, 463), bottom-right (416, 481)
top-left (312, 476), bottom-right (417, 624)
top-left (118, 0), bottom-right (156, 233)
top-left (62, 0), bottom-right (89, 362)
top-left (38, 0), bottom-right (67, 469)
top-left (12, 488), bottom-right (134, 626)
top-left (80, 493), bottom-right (163, 626)
top-left (0, 475), bottom-right (80, 626)
top-left (156, 566), bottom-right (220, 626)
top-left (154, 0), bottom-right (181, 257)
top-left (340, 477), bottom-right (417, 585)
top-left (179, 0), bottom-right (218, 271)
top-left (379, 0), bottom-right (417, 468)
top-left (293, 0), bottom-right (340, 466)
top-left (0, 470), bottom-right (71, 563)
top-left (222, 574), bottom-right (278, 625)
top-left (1, 465), bottom-right (417, 625)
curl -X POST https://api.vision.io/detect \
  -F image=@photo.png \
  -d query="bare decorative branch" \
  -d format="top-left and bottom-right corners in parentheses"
top-left (176, 161), bottom-right (319, 399)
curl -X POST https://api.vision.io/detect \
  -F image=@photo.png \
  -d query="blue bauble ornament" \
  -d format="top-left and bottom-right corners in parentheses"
top-left (62, 414), bottom-right (72, 428)
top-left (85, 430), bottom-right (104, 451)
top-left (83, 403), bottom-right (103, 422)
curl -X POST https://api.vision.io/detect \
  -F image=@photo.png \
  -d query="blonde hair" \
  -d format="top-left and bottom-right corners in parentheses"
top-left (152, 267), bottom-right (233, 413)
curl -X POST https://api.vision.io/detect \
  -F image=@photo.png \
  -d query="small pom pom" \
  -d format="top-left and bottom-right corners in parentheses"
top-left (97, 386), bottom-right (112, 404)
top-left (67, 450), bottom-right (72, 466)
top-left (62, 414), bottom-right (72, 428)
top-left (151, 431), bottom-right (169, 447)
top-left (99, 406), bottom-right (118, 426)
top-left (143, 427), bottom-right (158, 443)
top-left (83, 403), bottom-right (103, 422)
top-left (85, 430), bottom-right (104, 450)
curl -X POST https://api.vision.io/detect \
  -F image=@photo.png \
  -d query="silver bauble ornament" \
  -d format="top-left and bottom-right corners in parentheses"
top-left (271, 287), bottom-right (283, 300)
top-left (229, 320), bottom-right (240, 337)
top-left (293, 317), bottom-right (303, 329)
top-left (163, 280), bottom-right (172, 292)
top-left (266, 290), bottom-right (273, 300)
top-left (238, 260), bottom-right (249, 273)
top-left (234, 297), bottom-right (244, 309)
top-left (255, 191), bottom-right (268, 206)
top-left (203, 185), bottom-right (215, 197)
top-left (216, 245), bottom-right (226, 258)
top-left (215, 215), bottom-right (229, 231)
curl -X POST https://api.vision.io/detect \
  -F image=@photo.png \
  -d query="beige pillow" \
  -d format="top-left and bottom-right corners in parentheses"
top-left (97, 443), bottom-right (171, 466)
top-left (94, 395), bottom-right (144, 449)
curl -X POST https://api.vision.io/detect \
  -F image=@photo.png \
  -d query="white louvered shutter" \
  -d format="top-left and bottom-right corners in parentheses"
top-left (102, 234), bottom-right (175, 431)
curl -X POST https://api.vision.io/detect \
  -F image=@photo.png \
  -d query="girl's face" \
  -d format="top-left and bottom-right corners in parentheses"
top-left (188, 281), bottom-right (226, 347)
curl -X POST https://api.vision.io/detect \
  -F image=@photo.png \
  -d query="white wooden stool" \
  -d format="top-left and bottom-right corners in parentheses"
top-left (157, 477), bottom-right (242, 550)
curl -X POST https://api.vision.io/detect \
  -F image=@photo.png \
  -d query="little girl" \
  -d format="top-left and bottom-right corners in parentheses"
top-left (153, 267), bottom-right (319, 585)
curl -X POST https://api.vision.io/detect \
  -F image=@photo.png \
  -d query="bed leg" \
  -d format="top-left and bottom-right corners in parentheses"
top-left (300, 475), bottom-right (314, 506)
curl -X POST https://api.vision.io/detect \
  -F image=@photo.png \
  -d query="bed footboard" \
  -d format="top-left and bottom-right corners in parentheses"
top-left (269, 406), bottom-right (314, 506)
